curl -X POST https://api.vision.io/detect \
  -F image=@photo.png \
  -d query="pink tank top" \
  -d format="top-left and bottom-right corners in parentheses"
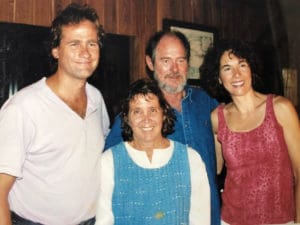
top-left (218, 95), bottom-right (295, 225)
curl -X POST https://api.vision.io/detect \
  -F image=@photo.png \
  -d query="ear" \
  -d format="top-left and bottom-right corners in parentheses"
top-left (145, 55), bottom-right (154, 71)
top-left (218, 77), bottom-right (222, 85)
top-left (51, 48), bottom-right (59, 59)
top-left (123, 115), bottom-right (129, 123)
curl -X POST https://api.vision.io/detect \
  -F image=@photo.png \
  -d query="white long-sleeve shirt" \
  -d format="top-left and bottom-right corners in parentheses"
top-left (96, 140), bottom-right (210, 225)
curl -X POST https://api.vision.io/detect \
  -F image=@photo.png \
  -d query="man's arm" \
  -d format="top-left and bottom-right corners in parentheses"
top-left (104, 115), bottom-right (123, 150)
top-left (0, 173), bottom-right (16, 225)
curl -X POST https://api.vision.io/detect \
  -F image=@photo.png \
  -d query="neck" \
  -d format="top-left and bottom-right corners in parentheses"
top-left (46, 73), bottom-right (88, 118)
top-left (46, 73), bottom-right (87, 100)
top-left (163, 90), bottom-right (185, 111)
top-left (130, 138), bottom-right (170, 161)
top-left (231, 91), bottom-right (265, 114)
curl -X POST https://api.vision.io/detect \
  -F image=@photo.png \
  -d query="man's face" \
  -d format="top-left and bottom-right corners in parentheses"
top-left (146, 35), bottom-right (189, 94)
top-left (51, 20), bottom-right (100, 81)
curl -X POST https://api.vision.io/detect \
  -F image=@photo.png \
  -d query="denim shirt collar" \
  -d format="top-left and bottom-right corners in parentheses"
top-left (182, 85), bottom-right (194, 103)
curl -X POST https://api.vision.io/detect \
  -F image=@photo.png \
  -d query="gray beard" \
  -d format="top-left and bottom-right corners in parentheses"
top-left (154, 73), bottom-right (187, 94)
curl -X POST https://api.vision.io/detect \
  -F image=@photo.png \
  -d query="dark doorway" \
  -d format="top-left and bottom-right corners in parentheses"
top-left (0, 22), bottom-right (131, 123)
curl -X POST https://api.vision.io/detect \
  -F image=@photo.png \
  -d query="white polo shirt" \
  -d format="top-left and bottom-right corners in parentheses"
top-left (0, 77), bottom-right (110, 224)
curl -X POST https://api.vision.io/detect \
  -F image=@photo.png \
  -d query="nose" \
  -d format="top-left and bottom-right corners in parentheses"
top-left (79, 45), bottom-right (91, 58)
top-left (143, 112), bottom-right (150, 120)
top-left (140, 111), bottom-right (152, 122)
top-left (232, 67), bottom-right (241, 77)
top-left (171, 61), bottom-right (179, 73)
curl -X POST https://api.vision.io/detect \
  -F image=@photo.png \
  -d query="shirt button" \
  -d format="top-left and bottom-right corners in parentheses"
top-left (154, 211), bottom-right (165, 219)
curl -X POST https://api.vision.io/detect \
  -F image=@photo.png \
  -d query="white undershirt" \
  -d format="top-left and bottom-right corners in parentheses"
top-left (95, 140), bottom-right (211, 225)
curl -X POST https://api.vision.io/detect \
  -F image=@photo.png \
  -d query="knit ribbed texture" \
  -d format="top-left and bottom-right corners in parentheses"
top-left (111, 141), bottom-right (191, 225)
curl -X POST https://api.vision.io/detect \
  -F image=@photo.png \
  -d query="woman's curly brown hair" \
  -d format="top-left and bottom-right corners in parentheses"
top-left (199, 39), bottom-right (264, 103)
top-left (121, 78), bottom-right (176, 141)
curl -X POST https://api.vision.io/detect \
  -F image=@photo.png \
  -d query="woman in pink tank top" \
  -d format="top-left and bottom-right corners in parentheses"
top-left (200, 39), bottom-right (300, 225)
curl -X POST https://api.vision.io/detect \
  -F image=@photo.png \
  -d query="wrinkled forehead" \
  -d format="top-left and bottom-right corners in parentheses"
top-left (156, 36), bottom-right (185, 54)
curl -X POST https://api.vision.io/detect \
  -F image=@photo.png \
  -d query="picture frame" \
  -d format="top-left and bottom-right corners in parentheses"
top-left (163, 19), bottom-right (218, 85)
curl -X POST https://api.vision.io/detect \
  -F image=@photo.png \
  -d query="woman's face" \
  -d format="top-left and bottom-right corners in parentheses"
top-left (219, 50), bottom-right (253, 97)
top-left (127, 93), bottom-right (164, 144)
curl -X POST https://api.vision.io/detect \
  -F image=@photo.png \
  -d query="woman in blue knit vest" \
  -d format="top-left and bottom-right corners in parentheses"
top-left (95, 78), bottom-right (210, 225)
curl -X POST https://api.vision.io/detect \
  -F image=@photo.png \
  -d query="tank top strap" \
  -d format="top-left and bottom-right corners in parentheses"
top-left (265, 94), bottom-right (275, 122)
top-left (217, 104), bottom-right (226, 132)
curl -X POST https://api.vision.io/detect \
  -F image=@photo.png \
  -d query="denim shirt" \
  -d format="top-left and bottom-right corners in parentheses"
top-left (105, 85), bottom-right (220, 225)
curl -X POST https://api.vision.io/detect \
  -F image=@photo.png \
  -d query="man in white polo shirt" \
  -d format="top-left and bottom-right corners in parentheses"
top-left (0, 3), bottom-right (109, 225)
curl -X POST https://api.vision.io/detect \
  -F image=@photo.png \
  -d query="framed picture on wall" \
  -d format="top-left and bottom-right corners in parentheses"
top-left (163, 19), bottom-right (218, 85)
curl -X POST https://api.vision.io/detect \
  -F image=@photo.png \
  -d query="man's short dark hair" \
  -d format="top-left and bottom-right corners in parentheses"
top-left (47, 3), bottom-right (104, 72)
top-left (145, 30), bottom-right (190, 78)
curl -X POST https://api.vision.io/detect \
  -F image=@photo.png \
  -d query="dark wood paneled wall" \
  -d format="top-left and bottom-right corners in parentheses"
top-left (0, 0), bottom-right (274, 82)
top-left (2, 0), bottom-right (299, 111)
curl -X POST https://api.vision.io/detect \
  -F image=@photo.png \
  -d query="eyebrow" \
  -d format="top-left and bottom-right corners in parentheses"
top-left (220, 64), bottom-right (230, 69)
top-left (159, 56), bottom-right (187, 60)
top-left (239, 58), bottom-right (247, 63)
top-left (220, 58), bottom-right (248, 69)
top-left (159, 57), bottom-right (171, 60)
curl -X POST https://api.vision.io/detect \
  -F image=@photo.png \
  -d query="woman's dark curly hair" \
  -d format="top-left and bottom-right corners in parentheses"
top-left (199, 39), bottom-right (263, 103)
top-left (121, 78), bottom-right (176, 141)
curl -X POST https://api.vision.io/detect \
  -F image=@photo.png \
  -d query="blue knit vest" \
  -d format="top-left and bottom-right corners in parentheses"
top-left (111, 141), bottom-right (191, 225)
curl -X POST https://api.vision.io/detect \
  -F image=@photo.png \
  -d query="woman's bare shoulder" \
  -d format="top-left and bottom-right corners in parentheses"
top-left (273, 95), bottom-right (299, 125)
top-left (273, 95), bottom-right (295, 112)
